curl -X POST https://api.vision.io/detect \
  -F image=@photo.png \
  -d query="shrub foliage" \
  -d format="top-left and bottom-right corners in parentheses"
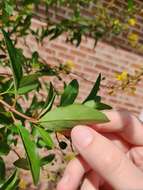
top-left (0, 0), bottom-right (138, 188)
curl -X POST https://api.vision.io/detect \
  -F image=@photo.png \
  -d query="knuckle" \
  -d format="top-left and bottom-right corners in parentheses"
top-left (130, 147), bottom-right (143, 170)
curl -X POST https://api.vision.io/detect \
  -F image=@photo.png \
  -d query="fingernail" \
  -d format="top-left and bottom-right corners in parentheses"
top-left (71, 126), bottom-right (94, 148)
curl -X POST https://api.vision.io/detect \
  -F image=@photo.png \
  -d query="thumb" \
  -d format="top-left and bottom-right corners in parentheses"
top-left (71, 125), bottom-right (143, 190)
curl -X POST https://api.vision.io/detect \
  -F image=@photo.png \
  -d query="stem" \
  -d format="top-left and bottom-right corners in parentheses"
top-left (10, 111), bottom-right (17, 123)
top-left (55, 133), bottom-right (65, 156)
top-left (0, 82), bottom-right (14, 96)
top-left (0, 99), bottom-right (37, 123)
top-left (55, 132), bottom-right (60, 144)
top-left (12, 148), bottom-right (21, 159)
top-left (69, 138), bottom-right (74, 152)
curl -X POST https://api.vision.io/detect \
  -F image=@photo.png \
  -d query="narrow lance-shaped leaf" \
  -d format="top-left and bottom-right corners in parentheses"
top-left (0, 112), bottom-right (13, 125)
top-left (83, 74), bottom-right (101, 103)
top-left (127, 0), bottom-right (134, 11)
top-left (84, 100), bottom-right (112, 110)
top-left (0, 157), bottom-right (5, 184)
top-left (43, 82), bottom-right (55, 110)
top-left (2, 30), bottom-right (23, 90)
top-left (17, 125), bottom-right (40, 185)
top-left (14, 73), bottom-right (40, 95)
top-left (37, 126), bottom-right (54, 149)
top-left (9, 73), bottom-right (40, 95)
top-left (14, 154), bottom-right (55, 170)
top-left (0, 170), bottom-right (19, 190)
top-left (14, 158), bottom-right (29, 170)
top-left (39, 82), bottom-right (56, 118)
top-left (60, 79), bottom-right (79, 106)
top-left (39, 104), bottom-right (109, 131)
top-left (40, 154), bottom-right (55, 166)
top-left (0, 142), bottom-right (10, 156)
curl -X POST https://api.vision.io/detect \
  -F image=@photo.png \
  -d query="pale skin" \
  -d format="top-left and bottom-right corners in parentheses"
top-left (57, 110), bottom-right (143, 190)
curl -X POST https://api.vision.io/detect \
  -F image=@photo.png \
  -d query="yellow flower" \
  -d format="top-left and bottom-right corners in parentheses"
top-left (128, 33), bottom-right (139, 46)
top-left (116, 71), bottom-right (128, 81)
top-left (65, 60), bottom-right (75, 70)
top-left (128, 18), bottom-right (136, 26)
top-left (113, 19), bottom-right (120, 25)
top-left (128, 33), bottom-right (139, 43)
top-left (64, 153), bottom-right (76, 162)
top-left (26, 4), bottom-right (34, 10)
top-left (19, 179), bottom-right (27, 189)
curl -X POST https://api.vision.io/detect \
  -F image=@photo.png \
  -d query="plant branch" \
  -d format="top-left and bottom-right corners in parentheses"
top-left (12, 148), bottom-right (21, 159)
top-left (0, 99), bottom-right (37, 123)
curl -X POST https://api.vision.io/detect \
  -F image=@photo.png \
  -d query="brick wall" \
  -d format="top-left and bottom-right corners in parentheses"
top-left (35, 0), bottom-right (143, 55)
top-left (18, 18), bottom-right (143, 116)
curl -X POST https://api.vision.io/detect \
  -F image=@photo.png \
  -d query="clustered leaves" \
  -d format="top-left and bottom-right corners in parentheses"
top-left (0, 29), bottom-right (111, 185)
top-left (0, 28), bottom-right (111, 187)
top-left (0, 0), bottom-right (139, 188)
top-left (30, 0), bottom-right (142, 46)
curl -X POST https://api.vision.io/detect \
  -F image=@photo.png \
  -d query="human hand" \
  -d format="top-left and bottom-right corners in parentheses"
top-left (57, 110), bottom-right (143, 190)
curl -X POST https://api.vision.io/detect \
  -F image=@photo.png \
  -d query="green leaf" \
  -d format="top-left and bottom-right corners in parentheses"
top-left (43, 82), bottom-right (55, 110)
top-left (4, 2), bottom-right (14, 15)
top-left (127, 0), bottom-right (134, 11)
top-left (37, 126), bottom-right (54, 149)
top-left (94, 102), bottom-right (112, 110)
top-left (9, 73), bottom-right (40, 95)
top-left (2, 30), bottom-right (23, 91)
top-left (37, 139), bottom-right (46, 148)
top-left (6, 124), bottom-right (18, 134)
top-left (14, 154), bottom-right (55, 170)
top-left (94, 96), bottom-right (101, 103)
top-left (49, 27), bottom-right (64, 40)
top-left (28, 95), bottom-right (39, 111)
top-left (84, 100), bottom-right (112, 110)
top-left (40, 154), bottom-right (55, 166)
top-left (14, 158), bottom-right (29, 170)
top-left (0, 142), bottom-right (10, 156)
top-left (39, 82), bottom-right (56, 118)
top-left (0, 112), bottom-right (13, 125)
top-left (23, 0), bottom-right (40, 5)
top-left (83, 74), bottom-right (101, 103)
top-left (60, 79), bottom-right (79, 106)
top-left (17, 73), bottom-right (40, 94)
top-left (17, 125), bottom-right (40, 185)
top-left (0, 170), bottom-right (19, 190)
top-left (0, 157), bottom-right (5, 184)
top-left (39, 104), bottom-right (109, 131)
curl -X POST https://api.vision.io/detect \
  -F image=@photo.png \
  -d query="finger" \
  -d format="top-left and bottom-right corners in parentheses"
top-left (57, 156), bottom-right (90, 190)
top-left (71, 126), bottom-right (143, 190)
top-left (102, 133), bottom-right (130, 153)
top-left (58, 133), bottom-right (129, 190)
top-left (128, 147), bottom-right (143, 171)
top-left (90, 110), bottom-right (143, 145)
top-left (80, 171), bottom-right (100, 190)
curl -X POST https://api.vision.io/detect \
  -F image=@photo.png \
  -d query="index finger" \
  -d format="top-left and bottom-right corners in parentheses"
top-left (71, 126), bottom-right (143, 190)
top-left (90, 110), bottom-right (143, 146)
